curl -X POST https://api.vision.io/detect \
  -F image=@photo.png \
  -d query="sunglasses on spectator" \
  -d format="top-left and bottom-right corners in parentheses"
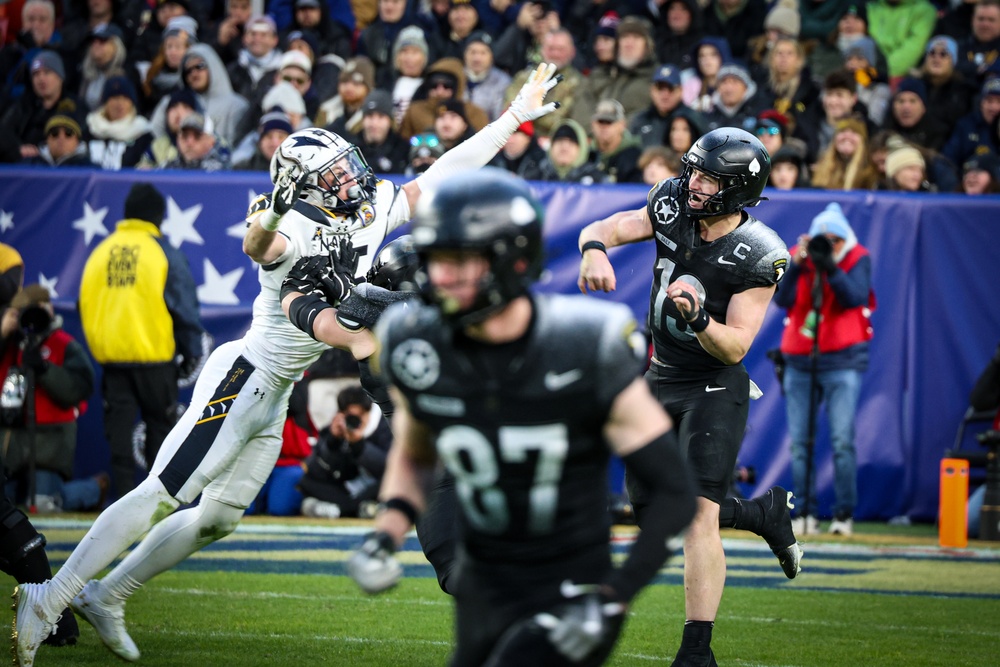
top-left (410, 134), bottom-right (441, 148)
top-left (927, 49), bottom-right (950, 58)
top-left (282, 74), bottom-right (308, 85)
top-left (756, 126), bottom-right (781, 136)
top-left (429, 80), bottom-right (455, 91)
top-left (594, 118), bottom-right (615, 125)
top-left (47, 127), bottom-right (75, 138)
top-left (184, 61), bottom-right (208, 75)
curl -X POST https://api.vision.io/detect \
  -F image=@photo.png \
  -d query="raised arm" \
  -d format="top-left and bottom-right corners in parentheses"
top-left (242, 166), bottom-right (309, 264)
top-left (577, 206), bottom-right (653, 293)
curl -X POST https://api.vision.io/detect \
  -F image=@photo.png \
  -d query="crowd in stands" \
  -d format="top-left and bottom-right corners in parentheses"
top-left (4, 0), bottom-right (1000, 193)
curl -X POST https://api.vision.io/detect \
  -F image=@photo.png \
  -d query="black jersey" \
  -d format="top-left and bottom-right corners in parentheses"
top-left (645, 178), bottom-right (790, 372)
top-left (376, 294), bottom-right (647, 565)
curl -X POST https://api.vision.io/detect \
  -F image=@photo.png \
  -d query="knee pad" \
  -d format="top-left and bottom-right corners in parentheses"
top-left (0, 507), bottom-right (48, 579)
top-left (194, 498), bottom-right (245, 541)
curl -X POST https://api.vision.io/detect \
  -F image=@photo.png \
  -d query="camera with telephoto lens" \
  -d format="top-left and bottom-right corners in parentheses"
top-left (345, 413), bottom-right (362, 430)
top-left (19, 305), bottom-right (53, 335)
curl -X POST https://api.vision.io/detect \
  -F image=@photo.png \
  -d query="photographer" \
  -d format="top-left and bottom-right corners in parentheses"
top-left (298, 385), bottom-right (391, 519)
top-left (0, 285), bottom-right (103, 512)
top-left (775, 204), bottom-right (876, 537)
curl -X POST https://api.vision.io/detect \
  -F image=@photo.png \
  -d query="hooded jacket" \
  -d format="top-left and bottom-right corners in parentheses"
top-left (537, 119), bottom-right (606, 184)
top-left (399, 58), bottom-right (489, 140)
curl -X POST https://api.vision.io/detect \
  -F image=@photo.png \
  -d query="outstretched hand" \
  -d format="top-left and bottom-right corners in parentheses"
top-left (271, 165), bottom-right (309, 218)
top-left (509, 62), bottom-right (562, 123)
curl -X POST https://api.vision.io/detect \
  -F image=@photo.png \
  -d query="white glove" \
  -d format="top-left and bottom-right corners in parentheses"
top-left (508, 62), bottom-right (561, 124)
top-left (533, 581), bottom-right (625, 662)
top-left (347, 531), bottom-right (402, 594)
top-left (261, 165), bottom-right (308, 231)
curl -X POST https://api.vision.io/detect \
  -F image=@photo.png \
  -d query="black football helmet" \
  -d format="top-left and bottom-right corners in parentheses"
top-left (679, 127), bottom-right (770, 217)
top-left (366, 235), bottom-right (419, 292)
top-left (411, 168), bottom-right (544, 326)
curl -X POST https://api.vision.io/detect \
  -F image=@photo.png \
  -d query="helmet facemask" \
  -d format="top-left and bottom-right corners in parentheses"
top-left (301, 145), bottom-right (376, 216)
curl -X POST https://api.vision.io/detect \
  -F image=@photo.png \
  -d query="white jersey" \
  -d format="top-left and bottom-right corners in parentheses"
top-left (241, 179), bottom-right (410, 382)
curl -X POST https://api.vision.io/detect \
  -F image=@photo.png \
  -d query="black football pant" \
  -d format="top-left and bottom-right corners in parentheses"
top-left (101, 364), bottom-right (178, 499)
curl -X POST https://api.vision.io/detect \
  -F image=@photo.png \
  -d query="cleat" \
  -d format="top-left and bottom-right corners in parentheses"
top-left (829, 518), bottom-right (854, 536)
top-left (671, 649), bottom-right (718, 667)
top-left (71, 581), bottom-right (140, 662)
top-left (758, 486), bottom-right (802, 579)
top-left (11, 583), bottom-right (57, 667)
top-left (43, 608), bottom-right (78, 647)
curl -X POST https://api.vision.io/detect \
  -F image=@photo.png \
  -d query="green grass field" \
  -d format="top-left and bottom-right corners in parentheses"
top-left (5, 517), bottom-right (999, 666)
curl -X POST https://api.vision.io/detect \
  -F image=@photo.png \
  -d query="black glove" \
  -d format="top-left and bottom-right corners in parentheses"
top-left (178, 355), bottom-right (201, 381)
top-left (331, 236), bottom-right (360, 282)
top-left (807, 235), bottom-right (837, 274)
top-left (21, 342), bottom-right (47, 374)
top-left (533, 582), bottom-right (625, 662)
top-left (270, 165), bottom-right (309, 217)
top-left (280, 255), bottom-right (354, 305)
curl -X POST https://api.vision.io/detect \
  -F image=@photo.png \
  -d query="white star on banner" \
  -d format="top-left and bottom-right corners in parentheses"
top-left (161, 197), bottom-right (204, 248)
top-left (0, 210), bottom-right (14, 233)
top-left (38, 273), bottom-right (59, 299)
top-left (197, 259), bottom-right (243, 305)
top-left (71, 202), bottom-right (110, 246)
top-left (227, 188), bottom-right (261, 239)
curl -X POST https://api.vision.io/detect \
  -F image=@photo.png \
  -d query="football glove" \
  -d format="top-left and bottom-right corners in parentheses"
top-left (508, 62), bottom-right (561, 124)
top-left (347, 531), bottom-right (402, 595)
top-left (261, 165), bottom-right (308, 230)
top-left (280, 254), bottom-right (354, 306)
top-left (533, 582), bottom-right (625, 663)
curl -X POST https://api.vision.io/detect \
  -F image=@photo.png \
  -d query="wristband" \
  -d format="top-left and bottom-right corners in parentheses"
top-left (259, 209), bottom-right (281, 232)
top-left (686, 307), bottom-right (710, 333)
top-left (581, 240), bottom-right (608, 256)
top-left (287, 293), bottom-right (330, 340)
top-left (379, 497), bottom-right (419, 525)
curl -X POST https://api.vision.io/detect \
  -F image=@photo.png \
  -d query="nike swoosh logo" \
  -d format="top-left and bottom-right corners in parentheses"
top-left (705, 386), bottom-right (726, 393)
top-left (717, 257), bottom-right (735, 266)
top-left (545, 369), bottom-right (584, 391)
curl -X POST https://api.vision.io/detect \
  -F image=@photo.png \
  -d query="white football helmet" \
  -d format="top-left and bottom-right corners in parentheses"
top-left (270, 127), bottom-right (377, 218)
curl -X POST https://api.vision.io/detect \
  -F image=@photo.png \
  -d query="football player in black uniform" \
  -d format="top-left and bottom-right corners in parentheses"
top-left (577, 127), bottom-right (798, 667)
top-left (343, 169), bottom-right (697, 667)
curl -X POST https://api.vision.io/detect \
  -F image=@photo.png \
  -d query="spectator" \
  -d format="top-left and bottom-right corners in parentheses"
top-left (357, 0), bottom-right (438, 88)
top-left (646, 0), bottom-right (704, 71)
top-left (130, 0), bottom-right (196, 66)
top-left (704, 64), bottom-right (763, 132)
top-left (433, 98), bottom-right (475, 151)
top-left (585, 11), bottom-right (619, 73)
top-left (681, 36), bottom-right (731, 114)
top-left (140, 15), bottom-right (198, 116)
top-left (462, 31), bottom-right (510, 122)
top-left (638, 145), bottom-right (682, 185)
top-left (536, 119), bottom-right (606, 184)
top-left (867, 0), bottom-right (937, 82)
top-left (282, 0), bottom-right (352, 61)
top-left (747, 0), bottom-right (802, 84)
top-left (776, 203), bottom-right (875, 537)
top-left (571, 16), bottom-right (659, 126)
top-left (794, 69), bottom-right (863, 165)
top-left (261, 81), bottom-right (310, 132)
top-left (138, 88), bottom-right (199, 168)
top-left (399, 57), bottom-right (488, 139)
top-left (351, 90), bottom-right (409, 174)
top-left (800, 0), bottom-right (856, 41)
top-left (495, 119), bottom-right (545, 179)
top-left (943, 76), bottom-right (1000, 167)
top-left (630, 64), bottom-right (685, 150)
top-left (756, 36), bottom-right (819, 128)
top-left (162, 111), bottom-right (232, 170)
top-left (226, 15), bottom-right (283, 102)
top-left (811, 116), bottom-right (879, 190)
top-left (317, 55), bottom-right (374, 133)
top-left (233, 109), bottom-right (293, 171)
top-left (702, 0), bottom-right (768, 61)
top-left (0, 245), bottom-right (24, 309)
top-left (666, 107), bottom-right (706, 155)
top-left (298, 385), bottom-right (392, 519)
top-left (886, 77), bottom-right (951, 153)
top-left (0, 285), bottom-right (102, 513)
top-left (78, 183), bottom-right (204, 499)
top-left (883, 143), bottom-right (935, 191)
top-left (247, 381), bottom-right (315, 516)
top-left (590, 98), bottom-right (643, 183)
top-left (76, 22), bottom-right (135, 114)
top-left (956, 0), bottom-right (1000, 83)
top-left (405, 130), bottom-right (444, 175)
top-left (84, 76), bottom-right (154, 170)
top-left (23, 114), bottom-right (96, 167)
top-left (958, 152), bottom-right (1000, 194)
top-left (917, 35), bottom-right (976, 139)
top-left (770, 142), bottom-right (811, 189)
top-left (208, 0), bottom-right (253, 65)
top-left (284, 29), bottom-right (339, 104)
top-left (0, 0), bottom-right (61, 102)
top-left (753, 110), bottom-right (790, 158)
top-left (237, 48), bottom-right (319, 142)
top-left (390, 25), bottom-right (430, 125)
top-left (492, 0), bottom-right (560, 75)
top-left (502, 27), bottom-right (583, 141)
top-left (807, 3), bottom-right (889, 85)
top-left (2, 50), bottom-right (79, 159)
top-left (841, 36), bottom-right (891, 127)
top-left (438, 0), bottom-right (482, 60)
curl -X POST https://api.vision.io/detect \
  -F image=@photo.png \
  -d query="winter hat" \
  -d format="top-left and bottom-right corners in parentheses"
top-left (101, 76), bottom-right (138, 107)
top-left (393, 26), bottom-right (430, 61)
top-left (592, 99), bottom-right (626, 123)
top-left (44, 114), bottom-right (81, 138)
top-left (894, 77), bottom-right (927, 105)
top-left (465, 30), bottom-right (493, 52)
top-left (339, 57), bottom-right (375, 89)
top-left (167, 88), bottom-right (200, 112)
top-left (285, 30), bottom-right (320, 58)
top-left (717, 64), bottom-right (752, 88)
top-left (843, 3), bottom-right (867, 24)
top-left (551, 124), bottom-right (580, 145)
top-left (246, 15), bottom-right (277, 35)
top-left (279, 49), bottom-right (312, 76)
top-left (616, 16), bottom-right (652, 41)
top-left (808, 202), bottom-right (853, 240)
top-left (179, 112), bottom-right (214, 135)
top-left (595, 12), bottom-right (620, 38)
top-left (963, 152), bottom-right (1000, 176)
top-left (843, 36), bottom-right (877, 66)
top-left (31, 50), bottom-right (64, 80)
top-left (925, 35), bottom-right (958, 63)
top-left (262, 81), bottom-right (305, 115)
top-left (89, 22), bottom-right (125, 42)
top-left (765, 5), bottom-right (801, 38)
top-left (362, 89), bottom-right (394, 117)
top-left (124, 183), bottom-right (166, 226)
top-left (436, 98), bottom-right (468, 124)
top-left (981, 77), bottom-right (1000, 97)
top-left (258, 109), bottom-right (293, 136)
top-left (516, 120), bottom-right (534, 137)
top-left (163, 15), bottom-right (199, 40)
top-left (885, 146), bottom-right (925, 178)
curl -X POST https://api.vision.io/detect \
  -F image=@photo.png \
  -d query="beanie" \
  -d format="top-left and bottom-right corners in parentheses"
top-left (885, 146), bottom-right (925, 178)
top-left (895, 77), bottom-right (928, 105)
top-left (765, 5), bottom-right (801, 38)
top-left (124, 183), bottom-right (166, 226)
top-left (925, 35), bottom-right (958, 64)
top-left (31, 50), bottom-right (65, 80)
top-left (101, 76), bottom-right (138, 107)
top-left (808, 202), bottom-right (853, 240)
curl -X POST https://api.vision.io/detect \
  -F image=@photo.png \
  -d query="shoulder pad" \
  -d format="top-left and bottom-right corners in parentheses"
top-left (246, 193), bottom-right (272, 221)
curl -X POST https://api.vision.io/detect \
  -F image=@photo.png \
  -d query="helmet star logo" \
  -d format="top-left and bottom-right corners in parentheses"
top-left (748, 158), bottom-right (761, 176)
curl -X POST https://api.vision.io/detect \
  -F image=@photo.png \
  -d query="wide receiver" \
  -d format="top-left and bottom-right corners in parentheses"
top-left (12, 64), bottom-right (563, 667)
top-left (345, 169), bottom-right (698, 666)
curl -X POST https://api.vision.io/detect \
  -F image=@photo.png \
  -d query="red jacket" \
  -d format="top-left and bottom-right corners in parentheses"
top-left (1, 330), bottom-right (85, 424)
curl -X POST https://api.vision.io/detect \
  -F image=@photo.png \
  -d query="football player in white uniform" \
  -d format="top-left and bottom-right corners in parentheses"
top-left (12, 63), bottom-right (563, 667)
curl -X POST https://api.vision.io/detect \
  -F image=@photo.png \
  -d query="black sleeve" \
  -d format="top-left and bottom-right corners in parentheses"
top-left (970, 346), bottom-right (1000, 412)
top-left (0, 264), bottom-right (23, 308)
top-left (37, 339), bottom-right (95, 409)
top-left (604, 430), bottom-right (696, 604)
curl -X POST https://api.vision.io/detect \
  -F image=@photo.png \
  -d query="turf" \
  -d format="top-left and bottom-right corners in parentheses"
top-left (5, 517), bottom-right (998, 667)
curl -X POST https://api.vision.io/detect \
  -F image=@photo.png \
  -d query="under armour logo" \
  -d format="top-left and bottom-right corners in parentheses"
top-left (748, 158), bottom-right (761, 176)
top-left (254, 388), bottom-right (266, 400)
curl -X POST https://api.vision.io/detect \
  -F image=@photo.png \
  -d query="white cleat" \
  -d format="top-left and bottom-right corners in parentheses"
top-left (11, 583), bottom-right (57, 667)
top-left (70, 580), bottom-right (140, 662)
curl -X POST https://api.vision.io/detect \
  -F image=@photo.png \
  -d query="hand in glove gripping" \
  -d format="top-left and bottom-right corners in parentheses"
top-left (347, 531), bottom-right (402, 594)
top-left (534, 581), bottom-right (626, 663)
top-left (261, 164), bottom-right (309, 231)
top-left (280, 253), bottom-right (355, 306)
top-left (508, 62), bottom-right (562, 123)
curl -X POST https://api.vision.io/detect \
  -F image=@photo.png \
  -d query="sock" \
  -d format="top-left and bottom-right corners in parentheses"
top-left (719, 496), bottom-right (766, 534)
top-left (98, 572), bottom-right (143, 606)
top-left (677, 620), bottom-right (714, 658)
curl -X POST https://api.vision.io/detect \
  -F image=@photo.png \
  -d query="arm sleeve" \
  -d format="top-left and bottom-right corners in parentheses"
top-left (161, 243), bottom-right (205, 361)
top-left (414, 110), bottom-right (520, 193)
top-left (604, 430), bottom-right (696, 603)
top-left (826, 255), bottom-right (872, 309)
top-left (37, 339), bottom-right (95, 409)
